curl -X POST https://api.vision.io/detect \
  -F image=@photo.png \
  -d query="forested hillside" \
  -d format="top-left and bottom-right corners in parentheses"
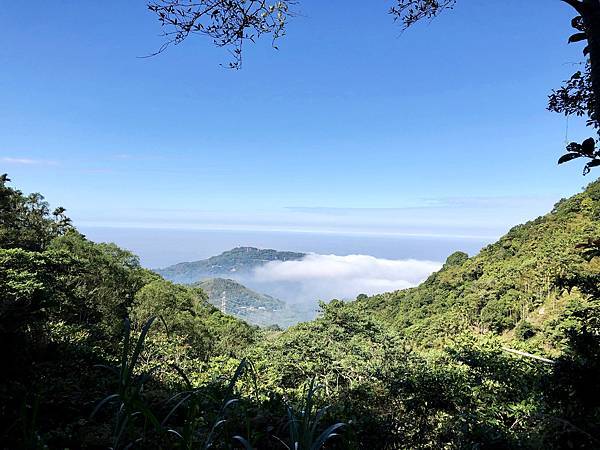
top-left (0, 175), bottom-right (261, 449)
top-left (1, 174), bottom-right (599, 449)
top-left (356, 179), bottom-right (600, 353)
top-left (157, 247), bottom-right (306, 284)
top-left (195, 278), bottom-right (299, 327)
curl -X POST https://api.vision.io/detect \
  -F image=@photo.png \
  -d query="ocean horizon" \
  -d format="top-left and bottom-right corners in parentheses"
top-left (81, 226), bottom-right (494, 269)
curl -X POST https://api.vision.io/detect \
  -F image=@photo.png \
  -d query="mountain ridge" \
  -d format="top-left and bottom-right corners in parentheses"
top-left (156, 246), bottom-right (306, 284)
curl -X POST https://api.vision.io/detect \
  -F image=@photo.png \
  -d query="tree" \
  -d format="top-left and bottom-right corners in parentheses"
top-left (48, 231), bottom-right (149, 335)
top-left (0, 174), bottom-right (72, 251)
top-left (131, 279), bottom-right (214, 358)
top-left (147, 0), bottom-right (296, 69)
top-left (378, 0), bottom-right (600, 174)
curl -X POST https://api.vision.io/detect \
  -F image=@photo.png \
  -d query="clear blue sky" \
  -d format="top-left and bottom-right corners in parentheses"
top-left (1, 0), bottom-right (596, 243)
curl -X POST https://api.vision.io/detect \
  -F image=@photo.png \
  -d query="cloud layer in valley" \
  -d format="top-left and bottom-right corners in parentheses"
top-left (250, 253), bottom-right (442, 305)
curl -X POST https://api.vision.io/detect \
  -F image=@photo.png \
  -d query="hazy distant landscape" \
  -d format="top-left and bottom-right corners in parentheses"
top-left (82, 227), bottom-right (487, 326)
top-left (81, 226), bottom-right (489, 267)
top-left (149, 246), bottom-right (441, 326)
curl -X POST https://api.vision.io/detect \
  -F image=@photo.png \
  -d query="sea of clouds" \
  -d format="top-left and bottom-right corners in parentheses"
top-left (248, 253), bottom-right (442, 306)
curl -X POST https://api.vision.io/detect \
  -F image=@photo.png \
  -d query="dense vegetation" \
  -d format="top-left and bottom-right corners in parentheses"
top-left (195, 278), bottom-right (299, 328)
top-left (1, 174), bottom-right (600, 449)
top-left (357, 181), bottom-right (600, 351)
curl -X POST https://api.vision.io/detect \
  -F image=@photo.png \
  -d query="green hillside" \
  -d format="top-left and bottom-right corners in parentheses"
top-left (156, 247), bottom-right (305, 284)
top-left (195, 277), bottom-right (300, 327)
top-left (355, 178), bottom-right (600, 353)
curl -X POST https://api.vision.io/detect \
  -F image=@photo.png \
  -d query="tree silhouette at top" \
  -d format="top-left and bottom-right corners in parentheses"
top-left (147, 0), bottom-right (600, 173)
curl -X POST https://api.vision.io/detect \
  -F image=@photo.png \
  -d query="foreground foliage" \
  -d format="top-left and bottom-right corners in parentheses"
top-left (1, 174), bottom-right (600, 449)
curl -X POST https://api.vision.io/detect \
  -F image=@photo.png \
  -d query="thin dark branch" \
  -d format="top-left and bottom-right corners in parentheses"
top-left (146, 0), bottom-right (296, 68)
top-left (390, 0), bottom-right (456, 29)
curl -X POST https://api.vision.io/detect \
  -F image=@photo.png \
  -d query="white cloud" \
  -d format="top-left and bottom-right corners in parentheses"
top-left (1, 157), bottom-right (58, 166)
top-left (251, 253), bottom-right (441, 303)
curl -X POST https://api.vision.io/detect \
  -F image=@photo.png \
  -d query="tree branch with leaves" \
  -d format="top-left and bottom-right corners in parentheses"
top-left (147, 0), bottom-right (295, 68)
top-left (147, 0), bottom-right (600, 173)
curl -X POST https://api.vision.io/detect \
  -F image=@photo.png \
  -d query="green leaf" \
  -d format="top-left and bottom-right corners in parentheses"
top-left (90, 393), bottom-right (119, 419)
top-left (233, 435), bottom-right (254, 449)
top-left (310, 423), bottom-right (345, 450)
top-left (582, 137), bottom-right (596, 155)
top-left (558, 153), bottom-right (582, 164)
top-left (568, 32), bottom-right (587, 43)
top-left (587, 159), bottom-right (600, 168)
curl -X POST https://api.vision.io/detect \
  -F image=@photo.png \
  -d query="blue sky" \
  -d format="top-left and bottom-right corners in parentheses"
top-left (1, 0), bottom-right (596, 245)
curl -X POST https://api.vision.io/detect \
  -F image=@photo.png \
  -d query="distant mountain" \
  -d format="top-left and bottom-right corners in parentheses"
top-left (194, 278), bottom-right (300, 327)
top-left (156, 247), bottom-right (306, 284)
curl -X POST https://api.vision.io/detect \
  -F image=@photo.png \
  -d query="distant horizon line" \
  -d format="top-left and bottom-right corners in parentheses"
top-left (77, 223), bottom-right (500, 241)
